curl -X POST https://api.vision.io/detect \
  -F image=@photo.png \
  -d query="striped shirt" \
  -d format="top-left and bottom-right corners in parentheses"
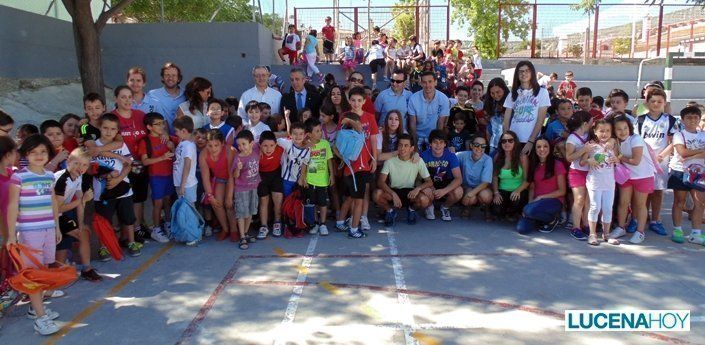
top-left (11, 168), bottom-right (56, 232)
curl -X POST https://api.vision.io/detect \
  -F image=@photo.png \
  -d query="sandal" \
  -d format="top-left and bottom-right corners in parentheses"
top-left (247, 235), bottom-right (257, 243)
top-left (588, 234), bottom-right (599, 246)
top-left (238, 238), bottom-right (249, 250)
top-left (603, 235), bottom-right (620, 245)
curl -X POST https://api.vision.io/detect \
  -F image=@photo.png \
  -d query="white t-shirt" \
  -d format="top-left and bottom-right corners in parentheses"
top-left (368, 44), bottom-right (385, 61)
top-left (386, 47), bottom-right (398, 59)
top-left (537, 75), bottom-right (551, 88)
top-left (473, 53), bottom-right (483, 70)
top-left (174, 140), bottom-right (198, 188)
top-left (503, 87), bottom-right (551, 143)
top-left (178, 102), bottom-right (208, 129)
top-left (620, 134), bottom-right (655, 179)
top-left (566, 132), bottom-right (589, 171)
top-left (637, 113), bottom-right (677, 154)
top-left (247, 121), bottom-right (271, 142)
top-left (670, 129), bottom-right (705, 172)
top-left (284, 33), bottom-right (301, 51)
top-left (411, 43), bottom-right (424, 56)
top-left (586, 142), bottom-right (616, 190)
top-left (277, 138), bottom-right (310, 182)
top-left (92, 139), bottom-right (133, 200)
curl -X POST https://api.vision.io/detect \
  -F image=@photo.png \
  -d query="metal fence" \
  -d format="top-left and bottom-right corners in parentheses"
top-left (293, 5), bottom-right (450, 53)
top-left (498, 2), bottom-right (705, 59)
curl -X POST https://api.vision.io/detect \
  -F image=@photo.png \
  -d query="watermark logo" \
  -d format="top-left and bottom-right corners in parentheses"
top-left (565, 310), bottom-right (690, 332)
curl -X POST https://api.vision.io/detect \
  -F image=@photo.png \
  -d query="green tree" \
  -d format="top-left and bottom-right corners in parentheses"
top-left (116, 0), bottom-right (252, 23)
top-left (451, 0), bottom-right (530, 59)
top-left (612, 37), bottom-right (631, 56)
top-left (391, 6), bottom-right (415, 41)
top-left (567, 44), bottom-right (584, 58)
top-left (261, 13), bottom-right (284, 36)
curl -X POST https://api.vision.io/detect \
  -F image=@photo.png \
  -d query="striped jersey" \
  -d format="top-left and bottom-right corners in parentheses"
top-left (10, 168), bottom-right (56, 232)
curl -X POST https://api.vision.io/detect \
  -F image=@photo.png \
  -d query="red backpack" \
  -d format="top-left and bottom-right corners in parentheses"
top-left (282, 188), bottom-right (307, 235)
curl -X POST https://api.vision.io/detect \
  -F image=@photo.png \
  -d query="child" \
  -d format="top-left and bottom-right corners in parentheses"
top-left (265, 114), bottom-right (286, 135)
top-left (378, 110), bottom-right (405, 162)
top-left (366, 39), bottom-right (386, 89)
top-left (449, 113), bottom-right (472, 153)
top-left (470, 81), bottom-right (487, 136)
top-left (173, 116), bottom-right (199, 205)
top-left (299, 107), bottom-right (313, 123)
top-left (227, 130), bottom-right (261, 249)
top-left (16, 124), bottom-right (39, 143)
top-left (319, 103), bottom-right (338, 145)
top-left (6, 134), bottom-right (62, 335)
top-left (278, 122), bottom-right (310, 200)
top-left (92, 113), bottom-right (141, 258)
top-left (193, 128), bottom-right (211, 236)
top-left (667, 106), bottom-right (705, 245)
top-left (565, 111), bottom-right (593, 240)
top-left (54, 148), bottom-right (101, 281)
top-left (59, 113), bottom-right (81, 152)
top-left (340, 37), bottom-right (357, 81)
top-left (0, 136), bottom-right (16, 306)
top-left (448, 86), bottom-right (476, 133)
top-left (0, 110), bottom-right (13, 137)
top-left (258, 102), bottom-right (272, 122)
top-left (41, 120), bottom-right (69, 172)
top-left (257, 131), bottom-right (285, 238)
top-left (576, 87), bottom-right (604, 121)
top-left (205, 98), bottom-right (235, 147)
top-left (483, 78), bottom-right (510, 156)
top-left (138, 112), bottom-right (176, 243)
top-left (583, 120), bottom-right (620, 245)
top-left (245, 100), bottom-right (271, 142)
top-left (199, 130), bottom-right (235, 241)
top-left (278, 24), bottom-right (301, 64)
top-left (545, 99), bottom-right (573, 158)
top-left (558, 71), bottom-right (577, 100)
top-left (302, 118), bottom-right (335, 236)
top-left (607, 89), bottom-right (636, 124)
top-left (374, 134), bottom-right (433, 227)
top-left (637, 89), bottom-right (677, 237)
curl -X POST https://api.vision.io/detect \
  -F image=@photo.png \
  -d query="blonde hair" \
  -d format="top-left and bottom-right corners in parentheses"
top-left (69, 147), bottom-right (91, 162)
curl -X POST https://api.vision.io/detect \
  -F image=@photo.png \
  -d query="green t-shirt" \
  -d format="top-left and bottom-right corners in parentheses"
top-left (306, 140), bottom-right (333, 187)
top-left (381, 156), bottom-right (430, 189)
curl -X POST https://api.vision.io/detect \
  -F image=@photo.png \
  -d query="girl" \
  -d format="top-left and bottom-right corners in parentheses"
top-left (0, 137), bottom-right (17, 307)
top-left (583, 120), bottom-right (620, 245)
top-left (199, 130), bottom-right (235, 241)
top-left (303, 30), bottom-right (323, 81)
top-left (491, 131), bottom-right (529, 222)
top-left (612, 114), bottom-right (656, 244)
top-left (340, 37), bottom-right (357, 81)
top-left (516, 138), bottom-right (566, 234)
top-left (299, 108), bottom-right (313, 123)
top-left (6, 134), bottom-right (62, 335)
top-left (319, 103), bottom-right (338, 145)
top-left (483, 78), bottom-right (510, 156)
top-left (245, 100), bottom-right (271, 142)
top-left (378, 110), bottom-right (405, 162)
top-left (177, 77), bottom-right (212, 129)
top-left (59, 113), bottom-right (81, 152)
top-left (205, 98), bottom-right (235, 147)
top-left (324, 85), bottom-right (351, 117)
top-left (503, 60), bottom-right (551, 155)
top-left (193, 128), bottom-right (211, 236)
top-left (384, 38), bottom-right (399, 81)
top-left (565, 111), bottom-right (593, 240)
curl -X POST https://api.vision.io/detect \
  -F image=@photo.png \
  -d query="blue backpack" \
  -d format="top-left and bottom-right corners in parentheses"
top-left (335, 128), bottom-right (371, 191)
top-left (170, 197), bottom-right (204, 243)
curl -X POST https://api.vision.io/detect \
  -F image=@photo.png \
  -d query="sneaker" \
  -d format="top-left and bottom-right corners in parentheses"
top-left (204, 225), bottom-right (213, 237)
top-left (610, 227), bottom-right (627, 239)
top-left (80, 268), bottom-right (103, 282)
top-left (33, 315), bottom-right (59, 335)
top-left (134, 227), bottom-right (149, 244)
top-left (257, 226), bottom-right (269, 240)
top-left (629, 231), bottom-right (645, 244)
top-left (347, 229), bottom-right (367, 239)
top-left (319, 224), bottom-right (329, 236)
top-left (384, 209), bottom-right (397, 227)
top-left (672, 228), bottom-right (685, 243)
top-left (425, 206), bottom-right (435, 220)
top-left (309, 224), bottom-right (320, 235)
top-left (98, 247), bottom-right (111, 262)
top-left (407, 208), bottom-right (417, 225)
top-left (150, 226), bottom-right (170, 243)
top-left (127, 242), bottom-right (142, 257)
top-left (27, 307), bottom-right (59, 320)
top-left (687, 232), bottom-right (705, 245)
top-left (440, 207), bottom-right (452, 221)
top-left (272, 222), bottom-right (283, 237)
top-left (649, 222), bottom-right (668, 236)
top-left (163, 221), bottom-right (172, 235)
top-left (186, 240), bottom-right (198, 246)
top-left (44, 290), bottom-right (64, 299)
top-left (360, 216), bottom-right (371, 231)
top-left (538, 218), bottom-right (560, 234)
top-left (335, 221), bottom-right (349, 232)
top-left (570, 228), bottom-right (587, 241)
top-left (626, 218), bottom-right (638, 233)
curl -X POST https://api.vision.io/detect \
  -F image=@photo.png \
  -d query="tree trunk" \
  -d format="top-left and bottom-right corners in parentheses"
top-left (73, 12), bottom-right (104, 99)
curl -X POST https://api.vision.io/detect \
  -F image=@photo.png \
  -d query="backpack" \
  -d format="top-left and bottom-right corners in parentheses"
top-left (335, 128), bottom-right (372, 191)
top-left (170, 197), bottom-right (204, 243)
top-left (282, 188), bottom-right (307, 235)
top-left (6, 244), bottom-right (77, 294)
top-left (92, 214), bottom-right (124, 261)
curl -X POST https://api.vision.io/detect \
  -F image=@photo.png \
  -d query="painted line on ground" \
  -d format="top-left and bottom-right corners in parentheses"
top-left (386, 229), bottom-right (420, 345)
top-left (44, 243), bottom-right (175, 345)
top-left (273, 235), bottom-right (319, 345)
top-left (237, 250), bottom-right (694, 260)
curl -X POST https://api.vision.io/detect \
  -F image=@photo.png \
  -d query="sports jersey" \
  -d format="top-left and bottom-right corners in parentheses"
top-left (54, 169), bottom-right (82, 207)
top-left (92, 139), bottom-right (133, 200)
top-left (636, 113), bottom-right (677, 154)
top-left (277, 138), bottom-right (310, 182)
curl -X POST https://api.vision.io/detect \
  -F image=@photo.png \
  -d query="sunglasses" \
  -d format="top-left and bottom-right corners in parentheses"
top-left (472, 143), bottom-right (487, 148)
top-left (390, 79), bottom-right (405, 84)
top-left (500, 138), bottom-right (515, 144)
top-left (349, 78), bottom-right (363, 83)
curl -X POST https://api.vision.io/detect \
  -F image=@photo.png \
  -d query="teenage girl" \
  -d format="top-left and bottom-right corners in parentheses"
top-left (199, 130), bottom-right (235, 241)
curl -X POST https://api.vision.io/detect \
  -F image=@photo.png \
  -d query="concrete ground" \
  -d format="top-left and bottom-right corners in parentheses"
top-left (1, 192), bottom-right (704, 345)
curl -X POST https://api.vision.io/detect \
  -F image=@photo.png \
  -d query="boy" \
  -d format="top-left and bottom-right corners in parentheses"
top-left (374, 134), bottom-right (433, 226)
top-left (302, 118), bottom-right (334, 236)
top-left (257, 131), bottom-right (285, 238)
top-left (469, 80), bottom-right (485, 111)
top-left (245, 100), bottom-right (271, 142)
top-left (637, 88), bottom-right (678, 239)
top-left (41, 120), bottom-right (69, 172)
top-left (277, 122), bottom-right (310, 200)
top-left (449, 114), bottom-right (472, 153)
top-left (54, 148), bottom-right (102, 281)
top-left (420, 130), bottom-right (464, 221)
top-left (0, 110), bottom-right (13, 137)
top-left (558, 70), bottom-right (577, 100)
top-left (258, 102), bottom-right (273, 122)
top-left (449, 86), bottom-right (478, 137)
top-left (173, 116), bottom-right (198, 204)
top-left (80, 93), bottom-right (129, 164)
top-left (92, 113), bottom-right (140, 258)
top-left (278, 24), bottom-right (301, 64)
top-left (335, 87), bottom-right (379, 237)
top-left (227, 130), bottom-right (261, 248)
top-left (204, 98), bottom-right (235, 147)
top-left (138, 112), bottom-right (176, 243)
top-left (607, 89), bottom-right (636, 124)
top-left (575, 87), bottom-right (604, 121)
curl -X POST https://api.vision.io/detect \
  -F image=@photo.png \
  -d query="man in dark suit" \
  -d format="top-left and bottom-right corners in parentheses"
top-left (280, 68), bottom-right (323, 123)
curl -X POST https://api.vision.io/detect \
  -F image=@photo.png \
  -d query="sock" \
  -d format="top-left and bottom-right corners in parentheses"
top-left (674, 226), bottom-right (682, 231)
top-left (350, 227), bottom-right (359, 233)
top-left (336, 220), bottom-right (344, 226)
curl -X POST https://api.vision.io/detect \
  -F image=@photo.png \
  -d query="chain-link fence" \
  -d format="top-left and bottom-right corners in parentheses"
top-left (498, 1), bottom-right (705, 59)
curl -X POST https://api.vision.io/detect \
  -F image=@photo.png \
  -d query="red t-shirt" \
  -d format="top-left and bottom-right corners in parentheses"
top-left (137, 135), bottom-right (178, 176)
top-left (322, 25), bottom-right (335, 41)
top-left (112, 109), bottom-right (147, 157)
top-left (589, 108), bottom-right (604, 121)
top-left (533, 160), bottom-right (566, 204)
top-left (558, 81), bottom-right (577, 99)
top-left (63, 137), bottom-right (78, 152)
top-left (363, 96), bottom-right (375, 115)
top-left (338, 111), bottom-right (379, 175)
top-left (260, 145), bottom-right (284, 173)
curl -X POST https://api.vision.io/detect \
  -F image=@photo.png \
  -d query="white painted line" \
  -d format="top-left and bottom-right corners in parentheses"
top-left (387, 229), bottom-right (419, 345)
top-left (273, 235), bottom-right (319, 345)
top-left (692, 316), bottom-right (705, 322)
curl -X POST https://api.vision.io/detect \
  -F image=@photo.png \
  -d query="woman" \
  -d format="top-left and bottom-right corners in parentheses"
top-left (303, 29), bottom-right (323, 80)
top-left (344, 72), bottom-right (375, 114)
top-left (491, 131), bottom-right (529, 222)
top-left (127, 66), bottom-right (153, 114)
top-left (322, 85), bottom-right (351, 120)
top-left (503, 61), bottom-right (551, 155)
top-left (483, 78), bottom-right (510, 156)
top-left (516, 138), bottom-right (566, 234)
top-left (177, 77), bottom-right (212, 129)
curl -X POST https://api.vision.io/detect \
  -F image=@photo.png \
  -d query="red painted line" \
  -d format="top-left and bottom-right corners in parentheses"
top-left (239, 250), bottom-right (687, 260)
top-left (232, 279), bottom-right (695, 345)
top-left (176, 256), bottom-right (245, 345)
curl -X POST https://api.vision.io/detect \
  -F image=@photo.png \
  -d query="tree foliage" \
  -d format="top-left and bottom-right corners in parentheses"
top-left (391, 6), bottom-right (415, 41)
top-left (115, 0), bottom-right (252, 23)
top-left (451, 0), bottom-right (530, 59)
top-left (612, 37), bottom-right (631, 56)
top-left (567, 44), bottom-right (584, 58)
top-left (261, 13), bottom-right (284, 36)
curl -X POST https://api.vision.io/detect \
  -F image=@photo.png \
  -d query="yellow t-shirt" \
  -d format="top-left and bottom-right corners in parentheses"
top-left (381, 156), bottom-right (430, 189)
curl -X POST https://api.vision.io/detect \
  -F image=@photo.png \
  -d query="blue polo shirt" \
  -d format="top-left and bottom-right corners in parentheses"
top-left (456, 151), bottom-right (493, 188)
top-left (145, 87), bottom-right (186, 132)
top-left (374, 87), bottom-right (412, 126)
top-left (407, 89), bottom-right (450, 140)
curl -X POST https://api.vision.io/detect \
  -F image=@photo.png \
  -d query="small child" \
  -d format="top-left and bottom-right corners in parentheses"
top-left (299, 107), bottom-right (313, 123)
top-left (449, 86), bottom-right (477, 137)
top-left (228, 130), bottom-right (261, 249)
top-left (278, 122), bottom-right (310, 199)
top-left (173, 116), bottom-right (199, 204)
top-left (558, 70), bottom-right (577, 100)
top-left (565, 111), bottom-right (593, 240)
top-left (319, 103), bottom-right (338, 145)
top-left (16, 124), bottom-right (38, 144)
top-left (205, 98), bottom-right (235, 147)
top-left (59, 113), bottom-right (81, 152)
top-left (302, 118), bottom-right (335, 236)
top-left (199, 130), bottom-right (235, 241)
top-left (0, 110), bottom-right (14, 137)
top-left (340, 37), bottom-right (357, 81)
top-left (41, 120), bottom-right (69, 172)
top-left (607, 89), bottom-right (636, 124)
top-left (258, 102), bottom-right (272, 122)
top-left (257, 131), bottom-right (285, 238)
top-left (449, 113), bottom-right (472, 153)
top-left (545, 98), bottom-right (573, 159)
top-left (576, 87), bottom-right (604, 121)
top-left (0, 136), bottom-right (16, 288)
top-left (193, 128), bottom-right (210, 235)
top-left (245, 100), bottom-right (271, 142)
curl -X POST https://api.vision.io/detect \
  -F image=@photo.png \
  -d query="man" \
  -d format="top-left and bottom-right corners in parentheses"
top-left (238, 66), bottom-right (282, 126)
top-left (407, 71), bottom-right (450, 150)
top-left (374, 69), bottom-right (412, 127)
top-left (321, 16), bottom-right (336, 64)
top-left (280, 68), bottom-right (322, 123)
top-left (456, 136), bottom-right (494, 218)
top-left (145, 62), bottom-right (186, 132)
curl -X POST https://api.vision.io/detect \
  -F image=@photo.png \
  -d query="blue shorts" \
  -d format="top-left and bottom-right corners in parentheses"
top-left (283, 180), bottom-right (297, 197)
top-left (150, 175), bottom-right (175, 200)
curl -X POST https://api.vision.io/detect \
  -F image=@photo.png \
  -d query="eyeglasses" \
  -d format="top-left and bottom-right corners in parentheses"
top-left (518, 68), bottom-right (531, 75)
top-left (390, 79), bottom-right (405, 84)
top-left (349, 78), bottom-right (363, 83)
top-left (472, 143), bottom-right (487, 148)
top-left (500, 138), bottom-right (515, 144)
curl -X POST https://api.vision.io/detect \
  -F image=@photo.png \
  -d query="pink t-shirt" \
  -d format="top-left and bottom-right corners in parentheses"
top-left (0, 167), bottom-right (14, 227)
top-left (232, 145), bottom-right (261, 192)
top-left (533, 161), bottom-right (566, 204)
